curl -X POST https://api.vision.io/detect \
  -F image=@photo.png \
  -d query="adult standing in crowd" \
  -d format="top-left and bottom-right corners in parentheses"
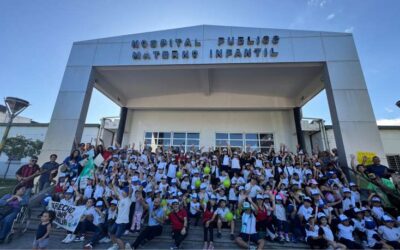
top-left (127, 197), bottom-right (165, 250)
top-left (38, 154), bottom-right (59, 191)
top-left (366, 156), bottom-right (391, 179)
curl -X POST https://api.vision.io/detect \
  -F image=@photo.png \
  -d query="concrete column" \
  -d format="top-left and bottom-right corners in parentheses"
top-left (116, 107), bottom-right (128, 146)
top-left (324, 61), bottom-right (386, 168)
top-left (293, 107), bottom-right (306, 152)
top-left (39, 66), bottom-right (95, 163)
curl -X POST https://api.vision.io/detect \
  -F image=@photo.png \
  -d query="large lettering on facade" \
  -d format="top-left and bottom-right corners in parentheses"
top-left (131, 35), bottom-right (279, 60)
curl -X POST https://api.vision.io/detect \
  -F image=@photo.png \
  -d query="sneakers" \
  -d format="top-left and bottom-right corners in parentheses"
top-left (84, 243), bottom-right (93, 249)
top-left (170, 246), bottom-right (178, 250)
top-left (124, 230), bottom-right (130, 236)
top-left (107, 244), bottom-right (119, 250)
top-left (99, 237), bottom-right (111, 243)
top-left (61, 234), bottom-right (72, 243)
top-left (64, 234), bottom-right (76, 243)
top-left (203, 242), bottom-right (208, 250)
top-left (285, 234), bottom-right (290, 242)
top-left (125, 242), bottom-right (132, 250)
top-left (217, 232), bottom-right (222, 238)
top-left (208, 242), bottom-right (214, 250)
top-left (74, 236), bottom-right (85, 242)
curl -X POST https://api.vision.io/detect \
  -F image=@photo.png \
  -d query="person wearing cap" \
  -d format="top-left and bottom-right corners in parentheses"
top-left (352, 207), bottom-right (367, 241)
top-left (274, 195), bottom-right (290, 242)
top-left (349, 182), bottom-right (361, 207)
top-left (364, 218), bottom-right (393, 250)
top-left (128, 197), bottom-right (165, 250)
top-left (235, 201), bottom-right (265, 250)
top-left (337, 214), bottom-right (364, 249)
top-left (261, 193), bottom-right (277, 240)
top-left (158, 175), bottom-right (169, 196)
top-left (305, 215), bottom-right (328, 249)
top-left (202, 196), bottom-right (217, 250)
top-left (83, 200), bottom-right (107, 249)
top-left (378, 215), bottom-right (400, 249)
top-left (318, 212), bottom-right (347, 250)
top-left (231, 152), bottom-right (241, 178)
top-left (219, 146), bottom-right (232, 175)
top-left (107, 183), bottom-right (132, 250)
top-left (228, 179), bottom-right (239, 212)
top-left (208, 197), bottom-right (235, 240)
top-left (342, 187), bottom-right (356, 216)
top-left (297, 196), bottom-right (314, 224)
top-left (189, 194), bottom-right (201, 226)
top-left (305, 179), bottom-right (320, 197)
top-left (166, 157), bottom-right (178, 184)
top-left (168, 199), bottom-right (188, 250)
top-left (369, 195), bottom-right (385, 221)
top-left (96, 199), bottom-right (118, 244)
top-left (65, 198), bottom-right (101, 244)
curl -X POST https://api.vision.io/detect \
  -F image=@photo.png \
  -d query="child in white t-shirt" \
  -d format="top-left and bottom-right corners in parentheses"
top-left (274, 195), bottom-right (289, 242)
top-left (378, 215), bottom-right (400, 249)
top-left (365, 219), bottom-right (393, 249)
top-left (337, 214), bottom-right (363, 249)
top-left (228, 181), bottom-right (238, 211)
top-left (189, 194), bottom-right (201, 226)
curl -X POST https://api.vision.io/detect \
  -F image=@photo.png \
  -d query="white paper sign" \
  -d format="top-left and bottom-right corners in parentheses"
top-left (94, 154), bottom-right (105, 167)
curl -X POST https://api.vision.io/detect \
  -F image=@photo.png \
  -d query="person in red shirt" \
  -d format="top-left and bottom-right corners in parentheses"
top-left (15, 156), bottom-right (40, 199)
top-left (168, 199), bottom-right (188, 250)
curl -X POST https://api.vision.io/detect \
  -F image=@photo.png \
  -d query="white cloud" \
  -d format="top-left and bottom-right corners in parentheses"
top-left (344, 26), bottom-right (354, 33)
top-left (377, 118), bottom-right (400, 126)
top-left (307, 0), bottom-right (327, 7)
top-left (385, 107), bottom-right (394, 113)
top-left (326, 13), bottom-right (335, 20)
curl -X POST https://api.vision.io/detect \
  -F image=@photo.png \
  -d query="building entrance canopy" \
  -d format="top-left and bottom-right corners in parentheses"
top-left (39, 25), bottom-right (386, 168)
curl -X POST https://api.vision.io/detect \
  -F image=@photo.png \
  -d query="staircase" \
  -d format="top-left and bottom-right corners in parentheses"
top-left (25, 206), bottom-right (308, 249)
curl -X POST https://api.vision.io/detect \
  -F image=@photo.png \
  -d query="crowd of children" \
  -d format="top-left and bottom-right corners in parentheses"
top-left (35, 142), bottom-right (400, 250)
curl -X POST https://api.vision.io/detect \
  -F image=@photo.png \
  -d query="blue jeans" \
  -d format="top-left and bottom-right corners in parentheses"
top-left (0, 211), bottom-right (19, 240)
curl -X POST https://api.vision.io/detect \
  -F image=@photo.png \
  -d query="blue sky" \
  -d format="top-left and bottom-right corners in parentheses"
top-left (0, 0), bottom-right (399, 124)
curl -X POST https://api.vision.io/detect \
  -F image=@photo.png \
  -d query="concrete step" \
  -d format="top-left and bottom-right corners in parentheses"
top-left (27, 207), bottom-right (308, 249)
top-left (24, 228), bottom-right (308, 250)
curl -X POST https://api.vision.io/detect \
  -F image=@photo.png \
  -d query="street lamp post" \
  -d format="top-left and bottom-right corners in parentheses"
top-left (0, 97), bottom-right (30, 156)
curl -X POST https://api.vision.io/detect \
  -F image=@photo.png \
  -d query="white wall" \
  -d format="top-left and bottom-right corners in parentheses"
top-left (126, 110), bottom-right (298, 151)
top-left (0, 125), bottom-right (100, 144)
top-left (311, 128), bottom-right (399, 158)
top-left (378, 129), bottom-right (400, 155)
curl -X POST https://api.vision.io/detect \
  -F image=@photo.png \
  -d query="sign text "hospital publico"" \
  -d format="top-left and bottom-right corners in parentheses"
top-left (131, 35), bottom-right (280, 60)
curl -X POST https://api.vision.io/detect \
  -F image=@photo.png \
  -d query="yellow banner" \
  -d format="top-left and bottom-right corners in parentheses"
top-left (356, 151), bottom-right (376, 166)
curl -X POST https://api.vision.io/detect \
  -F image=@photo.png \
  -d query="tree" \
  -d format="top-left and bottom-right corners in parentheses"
top-left (2, 135), bottom-right (43, 160)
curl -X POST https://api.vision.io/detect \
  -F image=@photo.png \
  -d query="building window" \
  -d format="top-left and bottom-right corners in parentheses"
top-left (215, 133), bottom-right (274, 152)
top-left (387, 155), bottom-right (400, 172)
top-left (144, 132), bottom-right (200, 151)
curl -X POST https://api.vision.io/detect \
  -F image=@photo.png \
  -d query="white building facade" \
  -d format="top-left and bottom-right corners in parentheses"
top-left (39, 25), bottom-right (387, 168)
